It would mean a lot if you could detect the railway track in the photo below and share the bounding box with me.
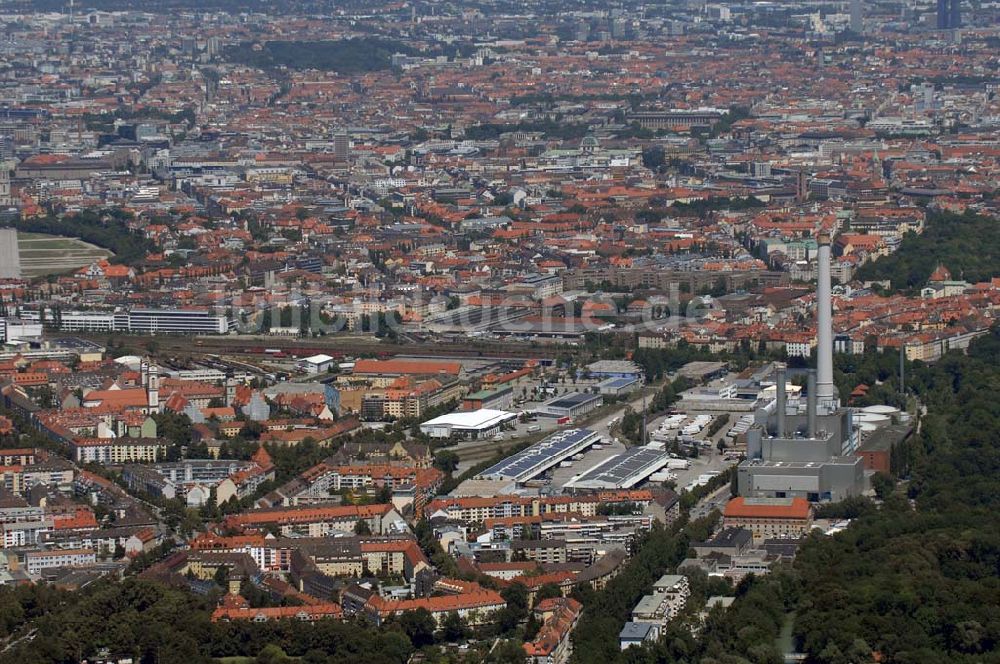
[81,332,561,361]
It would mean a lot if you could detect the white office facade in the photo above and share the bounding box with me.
[26,308,232,334]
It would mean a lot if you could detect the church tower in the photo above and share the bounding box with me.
[146,364,160,414]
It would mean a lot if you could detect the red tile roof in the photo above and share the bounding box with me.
[353,358,462,376]
[724,497,811,520]
[211,602,343,622]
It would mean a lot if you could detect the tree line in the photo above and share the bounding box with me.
[854,210,1000,292]
[572,327,1000,664]
[4,209,154,266]
[225,38,415,74]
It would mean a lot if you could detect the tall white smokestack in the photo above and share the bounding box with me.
[816,233,837,412]
[775,365,787,438]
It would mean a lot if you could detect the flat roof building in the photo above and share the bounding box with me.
[462,385,514,411]
[597,377,642,397]
[565,446,672,491]
[620,621,659,650]
[676,361,729,382]
[586,360,644,380]
[419,408,517,440]
[737,456,864,503]
[536,392,603,420]
[298,354,337,374]
[40,308,232,334]
[477,429,600,483]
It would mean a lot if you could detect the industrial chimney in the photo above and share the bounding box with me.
[775,365,787,438]
[816,233,837,412]
[807,369,818,438]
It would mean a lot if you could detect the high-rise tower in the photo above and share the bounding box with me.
[850,0,863,32]
[937,0,961,29]
[334,130,351,164]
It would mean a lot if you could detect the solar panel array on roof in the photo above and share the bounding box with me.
[567,446,672,490]
[476,428,600,482]
[599,377,640,389]
[545,392,600,409]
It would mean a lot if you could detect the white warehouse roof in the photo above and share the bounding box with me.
[300,354,336,365]
[421,409,515,430]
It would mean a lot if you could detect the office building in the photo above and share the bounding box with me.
[850,0,863,32]
[0,135,13,162]
[937,0,960,29]
[0,318,41,343]
[334,130,351,163]
[35,308,231,334]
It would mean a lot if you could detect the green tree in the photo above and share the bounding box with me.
[870,472,895,500]
[395,608,436,647]
[433,450,460,473]
[256,644,295,664]
[497,583,529,633]
[212,565,230,588]
[533,583,563,606]
[486,639,527,664]
[439,611,468,643]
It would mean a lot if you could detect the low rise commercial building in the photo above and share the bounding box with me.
[419,408,517,440]
[535,392,603,420]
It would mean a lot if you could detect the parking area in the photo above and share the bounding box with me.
[668,450,735,491]
[497,416,562,442]
[647,408,739,452]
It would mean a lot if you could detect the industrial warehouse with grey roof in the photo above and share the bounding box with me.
[476,428,601,483]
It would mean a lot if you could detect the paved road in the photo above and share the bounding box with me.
[690,482,735,520]
[0,628,36,654]
[590,389,658,440]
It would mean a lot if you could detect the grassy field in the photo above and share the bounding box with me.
[17,231,113,278]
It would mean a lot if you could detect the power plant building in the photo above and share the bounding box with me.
[737,234,866,502]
